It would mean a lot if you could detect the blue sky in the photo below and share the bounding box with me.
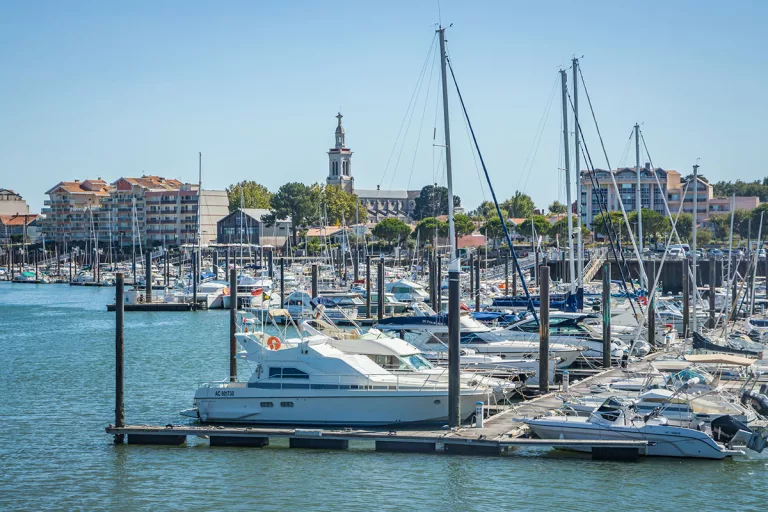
[1,1,765,213]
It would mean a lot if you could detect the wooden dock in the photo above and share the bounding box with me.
[106,361,652,459]
[106,302,195,312]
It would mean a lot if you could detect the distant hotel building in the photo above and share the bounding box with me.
[580,164,760,226]
[42,176,228,248]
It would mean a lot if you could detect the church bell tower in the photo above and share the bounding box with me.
[327,112,354,193]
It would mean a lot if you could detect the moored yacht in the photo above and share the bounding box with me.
[181,312,491,426]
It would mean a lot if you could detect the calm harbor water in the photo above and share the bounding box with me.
[1,283,767,510]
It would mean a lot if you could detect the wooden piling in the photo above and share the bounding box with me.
[268,249,273,279]
[229,268,238,382]
[469,253,475,307]
[504,254,509,295]
[280,257,285,308]
[475,258,481,312]
[512,259,517,296]
[192,256,198,306]
[648,260,656,347]
[114,272,125,444]
[365,255,371,318]
[682,259,690,338]
[538,265,550,393]
[709,260,716,328]
[145,251,152,303]
[311,264,318,299]
[377,258,385,321]
[602,262,611,368]
[436,254,442,313]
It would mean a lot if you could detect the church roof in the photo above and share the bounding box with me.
[356,189,410,200]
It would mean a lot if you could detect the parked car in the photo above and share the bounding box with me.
[708,248,723,258]
[667,247,683,259]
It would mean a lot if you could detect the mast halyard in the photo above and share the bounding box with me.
[635,123,643,283]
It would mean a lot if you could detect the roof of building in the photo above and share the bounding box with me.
[508,218,527,226]
[305,226,347,237]
[115,176,184,190]
[45,180,113,196]
[356,189,411,200]
[0,214,39,226]
[457,233,487,249]
[0,188,20,196]
[219,208,291,224]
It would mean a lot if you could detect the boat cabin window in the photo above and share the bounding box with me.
[460,333,487,344]
[260,402,274,407]
[268,367,309,379]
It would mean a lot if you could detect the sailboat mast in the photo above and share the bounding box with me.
[197,152,202,287]
[438,25,460,429]
[635,124,643,260]
[560,69,575,294]
[573,57,583,307]
[692,163,699,333]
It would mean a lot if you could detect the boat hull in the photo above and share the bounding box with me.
[525,420,735,459]
[189,386,488,426]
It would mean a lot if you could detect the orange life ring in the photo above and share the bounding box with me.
[267,336,281,350]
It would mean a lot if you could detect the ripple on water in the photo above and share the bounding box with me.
[1,283,767,510]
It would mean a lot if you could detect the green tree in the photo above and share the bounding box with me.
[550,215,590,241]
[519,215,550,240]
[226,180,273,212]
[413,185,461,220]
[672,212,693,241]
[697,229,713,246]
[319,184,365,226]
[264,182,319,246]
[468,200,507,221]
[501,191,536,218]
[548,200,567,214]
[372,218,411,245]
[628,209,670,243]
[708,213,731,240]
[411,217,446,245]
[481,217,505,247]
[452,213,476,238]
[591,211,627,239]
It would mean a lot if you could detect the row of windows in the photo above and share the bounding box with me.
[260,401,295,408]
[268,367,309,379]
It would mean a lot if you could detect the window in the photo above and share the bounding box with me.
[269,367,309,379]
[260,402,274,407]
[280,402,294,408]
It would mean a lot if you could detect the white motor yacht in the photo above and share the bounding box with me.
[181,313,491,426]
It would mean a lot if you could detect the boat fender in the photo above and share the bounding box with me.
[267,336,282,350]
[760,384,768,395]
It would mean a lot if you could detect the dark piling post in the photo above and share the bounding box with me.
[436,254,442,313]
[709,260,716,328]
[114,272,125,443]
[602,262,611,368]
[365,255,372,318]
[682,259,690,338]
[311,263,318,299]
[469,253,475,307]
[535,249,540,285]
[512,260,518,296]
[268,249,274,279]
[353,253,359,282]
[225,249,230,278]
[132,251,136,284]
[539,265,550,393]
[648,260,656,347]
[377,258,385,321]
[212,250,218,280]
[192,257,198,307]
[229,268,238,382]
[34,249,38,281]
[280,257,285,308]
[474,257,481,312]
[448,258,461,427]
[69,253,73,282]
[145,250,152,303]
[504,254,509,295]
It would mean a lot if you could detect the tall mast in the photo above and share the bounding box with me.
[725,193,735,336]
[573,57,583,308]
[635,123,643,262]
[438,25,460,429]
[197,152,203,284]
[692,163,699,333]
[560,69,575,294]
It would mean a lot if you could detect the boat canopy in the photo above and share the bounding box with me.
[684,354,757,366]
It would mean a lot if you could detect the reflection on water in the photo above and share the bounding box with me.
[0,283,766,510]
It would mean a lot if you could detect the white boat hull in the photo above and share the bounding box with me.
[189,385,487,426]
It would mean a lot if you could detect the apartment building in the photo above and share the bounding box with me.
[580,165,678,227]
[580,165,760,226]
[42,175,228,248]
